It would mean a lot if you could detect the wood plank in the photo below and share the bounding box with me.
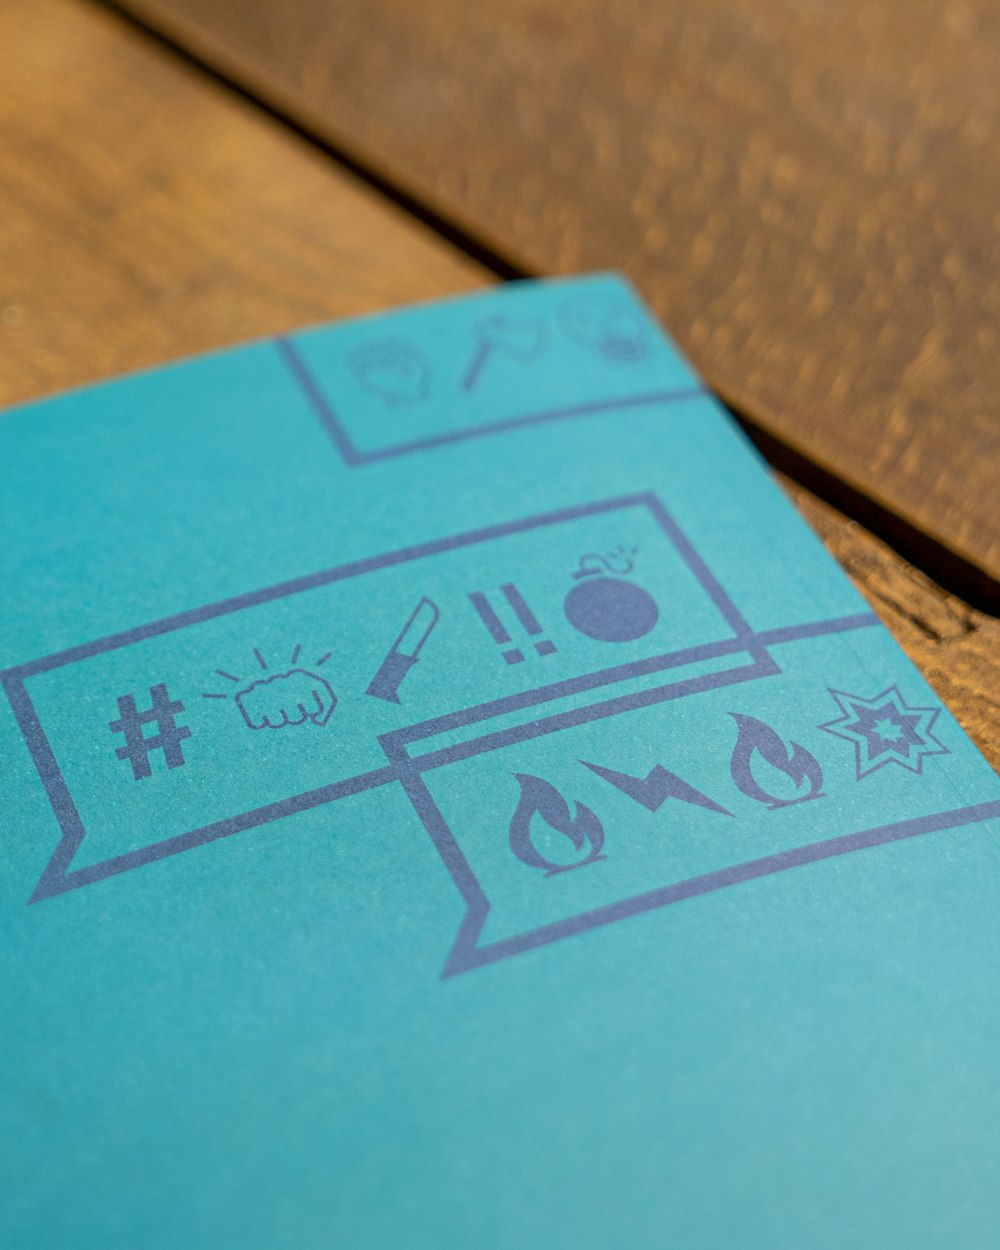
[0,0,484,407]
[3,0,996,771]
[114,0,1000,591]
[786,480,1000,771]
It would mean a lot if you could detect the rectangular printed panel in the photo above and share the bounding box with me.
[282,274,702,462]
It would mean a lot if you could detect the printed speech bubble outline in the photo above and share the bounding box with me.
[6,492,928,982]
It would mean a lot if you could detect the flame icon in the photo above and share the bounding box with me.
[729,713,825,810]
[508,773,606,875]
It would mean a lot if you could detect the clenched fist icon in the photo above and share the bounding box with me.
[235,668,337,730]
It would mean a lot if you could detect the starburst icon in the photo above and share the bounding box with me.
[818,686,949,780]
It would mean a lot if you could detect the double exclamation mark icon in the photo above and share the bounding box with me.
[469,584,556,665]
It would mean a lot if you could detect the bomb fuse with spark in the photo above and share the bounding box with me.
[562,546,658,642]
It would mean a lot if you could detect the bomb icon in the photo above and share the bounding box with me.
[562,546,658,643]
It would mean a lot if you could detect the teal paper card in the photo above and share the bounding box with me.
[2,275,999,1249]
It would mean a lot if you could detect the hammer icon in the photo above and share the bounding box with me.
[461,316,546,391]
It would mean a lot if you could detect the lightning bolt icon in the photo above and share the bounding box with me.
[579,760,733,817]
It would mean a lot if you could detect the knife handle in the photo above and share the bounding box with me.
[365,651,418,703]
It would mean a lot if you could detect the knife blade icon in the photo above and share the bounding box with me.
[365,597,440,704]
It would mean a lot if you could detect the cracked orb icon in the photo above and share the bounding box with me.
[562,547,658,643]
[558,294,648,362]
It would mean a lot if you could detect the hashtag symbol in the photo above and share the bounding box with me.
[109,683,192,781]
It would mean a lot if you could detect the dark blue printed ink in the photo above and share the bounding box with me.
[347,339,431,405]
[365,598,440,704]
[818,686,949,780]
[203,646,336,730]
[508,773,606,875]
[563,547,658,642]
[468,588,523,664]
[110,684,191,781]
[236,670,336,730]
[558,293,649,362]
[461,316,546,391]
[5,480,984,977]
[14,467,972,981]
[276,279,709,467]
[728,713,825,810]
[579,759,733,817]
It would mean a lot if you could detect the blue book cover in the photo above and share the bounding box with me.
[2,275,998,1249]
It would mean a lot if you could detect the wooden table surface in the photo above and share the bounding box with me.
[3,0,998,768]
[111,0,1000,604]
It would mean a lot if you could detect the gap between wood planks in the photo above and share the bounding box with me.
[92,0,1000,623]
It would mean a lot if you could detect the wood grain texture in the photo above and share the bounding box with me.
[0,0,484,407]
[785,480,1000,771]
[3,0,995,769]
[116,0,1000,586]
